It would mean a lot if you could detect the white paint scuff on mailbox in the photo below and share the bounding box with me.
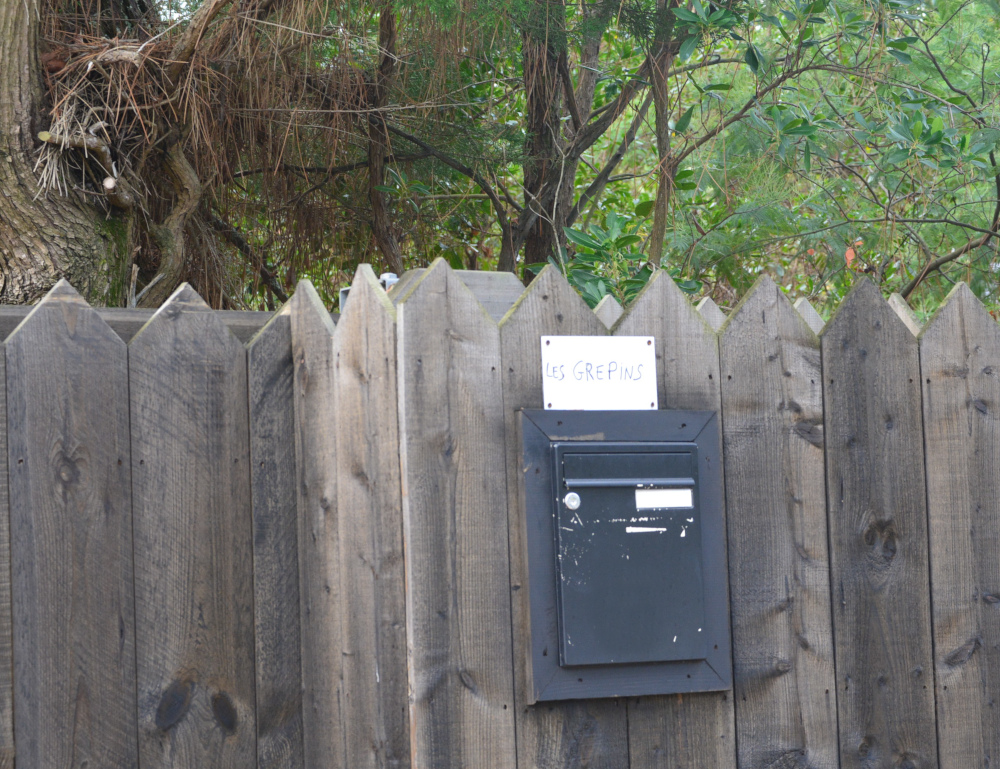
[540,335,658,410]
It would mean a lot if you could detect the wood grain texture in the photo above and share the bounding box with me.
[289,280,344,769]
[334,265,409,769]
[0,330,11,769]
[719,276,838,769]
[822,278,937,769]
[6,281,136,769]
[793,297,826,336]
[499,265,629,769]
[616,270,735,769]
[397,259,517,769]
[696,296,727,332]
[130,284,256,768]
[392,267,526,322]
[594,294,624,328]
[919,283,1000,769]
[889,294,921,337]
[248,303,305,769]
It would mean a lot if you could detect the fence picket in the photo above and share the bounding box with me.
[248,303,304,769]
[617,271,736,769]
[130,284,256,768]
[0,327,10,769]
[696,296,727,332]
[498,265,630,769]
[720,276,838,769]
[822,278,937,769]
[289,280,344,769]
[920,283,1000,769]
[6,280,136,769]
[334,265,409,768]
[398,259,517,768]
[793,297,825,336]
[594,294,625,328]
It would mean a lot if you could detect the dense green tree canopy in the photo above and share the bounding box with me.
[2,0,999,314]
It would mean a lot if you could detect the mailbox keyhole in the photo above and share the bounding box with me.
[563,492,581,510]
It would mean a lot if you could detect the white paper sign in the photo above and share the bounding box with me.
[541,335,658,410]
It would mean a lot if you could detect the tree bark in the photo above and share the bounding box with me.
[648,0,680,265]
[0,0,120,303]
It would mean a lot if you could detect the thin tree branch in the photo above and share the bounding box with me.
[208,212,289,302]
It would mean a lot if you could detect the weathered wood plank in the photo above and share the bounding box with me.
[6,281,136,769]
[822,278,937,769]
[594,294,625,328]
[793,297,825,336]
[392,268,525,322]
[696,296,727,332]
[499,265,629,769]
[398,259,517,768]
[889,293,921,337]
[334,265,409,768]
[0,306,277,343]
[0,334,11,769]
[919,283,1000,769]
[719,276,838,769]
[289,280,344,769]
[130,284,256,768]
[616,270,735,769]
[248,303,304,769]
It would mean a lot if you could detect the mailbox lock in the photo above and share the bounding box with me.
[563,492,581,510]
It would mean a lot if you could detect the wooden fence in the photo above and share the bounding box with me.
[0,258,993,769]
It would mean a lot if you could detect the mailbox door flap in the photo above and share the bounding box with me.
[553,444,707,667]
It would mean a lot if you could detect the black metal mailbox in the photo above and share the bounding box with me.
[520,409,731,702]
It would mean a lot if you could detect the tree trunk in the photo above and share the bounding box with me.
[519,1,566,267]
[0,0,122,303]
[647,0,680,265]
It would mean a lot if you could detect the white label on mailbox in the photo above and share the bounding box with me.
[635,488,693,509]
[541,335,658,410]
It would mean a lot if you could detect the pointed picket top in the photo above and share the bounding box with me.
[396,257,499,326]
[888,292,922,337]
[499,263,603,332]
[129,282,248,353]
[615,268,714,336]
[289,278,336,335]
[594,294,624,329]
[615,268,719,412]
[793,297,826,335]
[696,296,727,332]
[8,278,120,346]
[821,277,912,342]
[247,300,291,349]
[722,274,817,342]
[919,281,996,342]
[337,264,396,329]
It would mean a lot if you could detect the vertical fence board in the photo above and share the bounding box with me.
[289,281,344,769]
[920,283,1000,769]
[334,265,409,768]
[0,322,10,769]
[398,259,516,768]
[499,265,629,769]
[822,279,937,769]
[719,276,838,769]
[594,295,625,328]
[889,294,921,337]
[6,281,136,769]
[614,271,735,769]
[696,296,727,333]
[248,303,304,769]
[130,284,256,769]
[793,298,825,336]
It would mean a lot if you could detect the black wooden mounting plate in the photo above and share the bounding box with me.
[520,409,732,703]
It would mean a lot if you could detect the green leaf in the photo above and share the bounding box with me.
[675,105,695,133]
[887,49,912,64]
[679,35,699,61]
[672,8,702,23]
[564,227,604,250]
[634,200,655,217]
[614,234,643,248]
[704,83,732,91]
[744,45,759,74]
[885,148,911,164]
